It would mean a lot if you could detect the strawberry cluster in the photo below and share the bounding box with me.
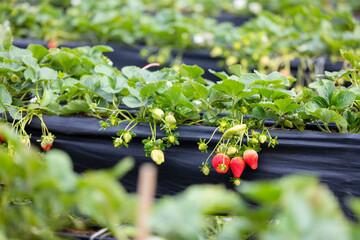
[211,149,258,186]
[199,120,278,186]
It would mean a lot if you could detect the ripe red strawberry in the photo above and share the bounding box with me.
[40,135,54,151]
[243,149,258,170]
[47,40,57,49]
[230,157,246,178]
[212,154,230,173]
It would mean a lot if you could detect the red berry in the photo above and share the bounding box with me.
[212,154,230,173]
[243,149,258,170]
[47,40,57,49]
[0,133,4,143]
[41,141,52,151]
[230,157,246,178]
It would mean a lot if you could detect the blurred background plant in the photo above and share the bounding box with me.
[0,0,359,85]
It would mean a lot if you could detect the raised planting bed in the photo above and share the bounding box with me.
[22,115,360,219]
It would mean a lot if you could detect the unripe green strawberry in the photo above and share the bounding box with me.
[123,132,132,143]
[251,138,259,145]
[240,106,248,114]
[20,136,31,147]
[151,109,164,121]
[114,137,123,147]
[101,121,108,129]
[223,124,247,139]
[233,178,241,186]
[110,116,117,126]
[227,146,237,156]
[284,120,293,128]
[201,165,210,176]
[151,148,165,165]
[198,142,208,152]
[165,113,176,124]
[168,135,176,144]
[222,131,233,139]
[259,134,267,144]
[10,74,19,83]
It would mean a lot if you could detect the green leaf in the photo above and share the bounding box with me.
[122,66,143,80]
[208,69,229,80]
[40,90,57,108]
[39,67,58,81]
[91,45,114,53]
[179,64,204,79]
[317,80,336,103]
[95,64,116,78]
[312,109,348,128]
[252,106,268,120]
[122,96,148,108]
[0,85,12,113]
[340,50,360,68]
[100,75,127,94]
[211,79,245,98]
[9,46,32,61]
[59,100,92,115]
[0,25,13,49]
[47,50,81,73]
[260,102,279,113]
[22,56,39,70]
[27,44,49,61]
[0,62,25,73]
[24,68,37,82]
[182,80,209,101]
[45,150,77,191]
[331,91,355,109]
[229,64,242,77]
[274,99,302,115]
[140,81,167,99]
[309,96,330,110]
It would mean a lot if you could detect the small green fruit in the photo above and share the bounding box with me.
[168,135,176,144]
[152,109,164,121]
[10,74,19,83]
[198,142,208,152]
[240,106,248,114]
[251,138,259,145]
[123,132,132,143]
[227,146,237,156]
[165,113,176,124]
[284,120,293,128]
[201,166,210,176]
[234,179,241,186]
[114,137,123,147]
[151,148,165,165]
[259,134,267,144]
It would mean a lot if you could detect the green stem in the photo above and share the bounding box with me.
[315,121,328,132]
[206,127,219,145]
[268,116,282,130]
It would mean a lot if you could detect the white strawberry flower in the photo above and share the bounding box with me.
[193,34,205,45]
[248,2,262,14]
[166,81,173,88]
[71,0,81,6]
[29,96,37,103]
[233,0,247,10]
